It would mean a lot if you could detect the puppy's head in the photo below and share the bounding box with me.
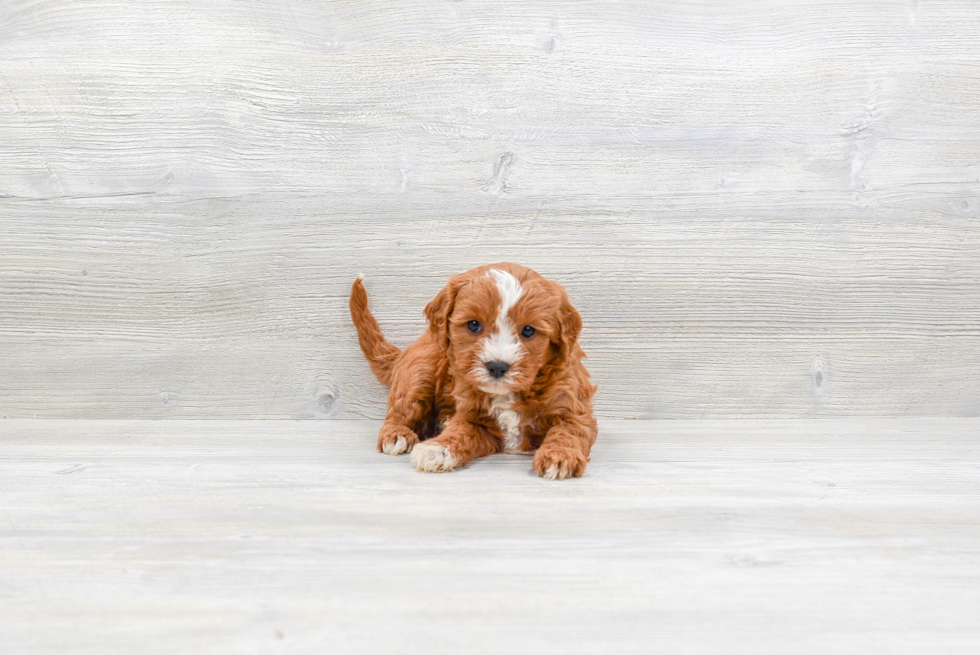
[425,263,581,395]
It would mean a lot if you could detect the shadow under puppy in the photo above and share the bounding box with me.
[349,263,597,480]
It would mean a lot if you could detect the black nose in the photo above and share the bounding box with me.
[486,361,510,379]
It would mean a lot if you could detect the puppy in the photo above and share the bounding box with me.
[349,263,597,480]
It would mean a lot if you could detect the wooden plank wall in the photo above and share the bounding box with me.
[2,0,978,419]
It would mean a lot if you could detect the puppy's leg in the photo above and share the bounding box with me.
[378,390,433,456]
[377,415,423,456]
[410,417,499,473]
[533,416,597,480]
[377,347,438,456]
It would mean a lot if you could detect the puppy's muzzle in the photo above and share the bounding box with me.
[485,361,510,379]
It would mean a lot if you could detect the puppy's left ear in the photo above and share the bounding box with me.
[424,274,467,351]
[551,281,582,362]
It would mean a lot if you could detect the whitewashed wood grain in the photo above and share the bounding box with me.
[1,418,978,654]
[1,1,979,418]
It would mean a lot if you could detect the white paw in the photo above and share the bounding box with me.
[381,436,409,455]
[410,443,458,473]
[542,465,571,481]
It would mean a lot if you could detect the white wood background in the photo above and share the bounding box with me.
[2,418,978,654]
[2,0,979,419]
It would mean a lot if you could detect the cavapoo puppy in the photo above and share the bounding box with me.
[349,263,597,480]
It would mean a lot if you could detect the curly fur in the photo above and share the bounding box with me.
[350,263,598,480]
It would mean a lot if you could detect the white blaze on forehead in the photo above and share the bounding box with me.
[487,268,524,316]
[481,269,525,366]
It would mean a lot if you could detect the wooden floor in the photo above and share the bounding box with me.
[1,419,978,654]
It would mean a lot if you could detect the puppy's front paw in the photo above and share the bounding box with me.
[410,442,459,473]
[377,424,419,456]
[533,446,587,480]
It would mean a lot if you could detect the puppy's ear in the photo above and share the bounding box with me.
[551,281,582,363]
[424,274,466,350]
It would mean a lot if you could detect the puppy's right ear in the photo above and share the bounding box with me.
[424,274,466,350]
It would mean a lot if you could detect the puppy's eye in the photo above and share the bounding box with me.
[467,320,482,333]
[520,325,535,338]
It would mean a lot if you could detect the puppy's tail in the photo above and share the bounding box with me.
[349,276,400,386]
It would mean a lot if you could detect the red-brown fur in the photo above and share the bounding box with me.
[349,263,598,480]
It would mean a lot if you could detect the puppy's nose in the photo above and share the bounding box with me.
[486,361,510,379]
